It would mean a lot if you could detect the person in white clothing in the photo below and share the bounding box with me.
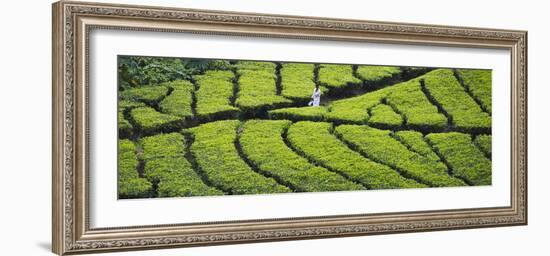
[310,84,322,107]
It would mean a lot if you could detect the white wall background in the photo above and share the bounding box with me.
[0,0,547,255]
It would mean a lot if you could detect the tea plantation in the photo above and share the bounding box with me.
[117,57,492,199]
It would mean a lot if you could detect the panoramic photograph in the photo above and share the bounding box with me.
[117,56,492,199]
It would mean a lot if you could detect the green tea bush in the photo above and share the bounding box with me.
[120,85,169,105]
[287,121,425,189]
[474,134,492,158]
[131,107,182,134]
[280,63,316,101]
[118,100,145,109]
[368,104,403,128]
[190,120,291,194]
[325,89,389,124]
[139,132,223,197]
[426,132,491,185]
[456,69,492,113]
[235,61,291,112]
[159,80,194,118]
[240,120,363,192]
[268,107,328,122]
[385,80,447,131]
[356,65,401,88]
[335,125,466,187]
[139,132,185,160]
[393,131,441,162]
[318,64,362,91]
[118,110,133,138]
[194,70,240,121]
[423,69,491,132]
[118,139,153,198]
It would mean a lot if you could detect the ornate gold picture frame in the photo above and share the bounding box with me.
[52,1,527,255]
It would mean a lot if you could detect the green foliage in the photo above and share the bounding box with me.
[456,69,492,113]
[118,100,145,109]
[474,134,492,158]
[393,131,441,162]
[118,56,208,89]
[140,132,185,160]
[287,121,425,189]
[426,132,491,185]
[206,60,233,70]
[159,80,194,118]
[280,63,316,101]
[423,69,491,132]
[120,85,169,105]
[139,132,222,197]
[118,140,153,198]
[118,110,133,138]
[190,120,291,194]
[335,125,466,187]
[131,107,182,134]
[194,70,239,120]
[240,120,363,192]
[356,65,401,85]
[385,79,447,131]
[325,89,388,123]
[268,107,328,122]
[368,104,403,127]
[235,61,291,111]
[318,64,362,89]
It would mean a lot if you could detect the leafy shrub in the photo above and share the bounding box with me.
[423,69,491,132]
[240,120,363,192]
[140,132,185,160]
[268,107,328,122]
[287,121,425,189]
[144,156,224,197]
[335,125,466,187]
[190,120,291,194]
[118,100,145,109]
[159,80,194,118]
[393,131,441,162]
[474,134,492,158]
[118,56,208,89]
[280,63,316,101]
[194,70,240,121]
[426,132,491,185]
[318,64,362,90]
[118,110,133,138]
[325,88,389,124]
[456,69,492,113]
[120,85,169,105]
[385,79,447,131]
[131,107,182,134]
[368,104,403,128]
[235,61,291,112]
[356,65,401,88]
[140,133,223,197]
[118,139,153,198]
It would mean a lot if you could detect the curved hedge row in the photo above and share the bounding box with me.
[356,65,401,88]
[159,80,194,118]
[280,63,317,101]
[385,79,447,131]
[195,70,239,121]
[456,69,492,113]
[368,104,403,128]
[318,64,362,91]
[120,85,168,105]
[335,125,466,187]
[139,133,223,197]
[268,106,328,122]
[393,131,441,162]
[426,132,491,185]
[190,120,291,194]
[240,120,363,192]
[423,69,491,132]
[118,139,153,198]
[130,106,182,134]
[287,121,425,189]
[474,134,492,158]
[235,61,291,112]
